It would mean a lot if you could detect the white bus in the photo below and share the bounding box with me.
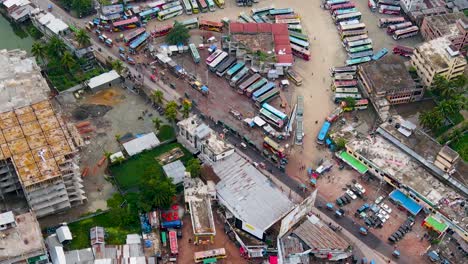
[393,26,419,40]
[182,0,192,14]
[208,51,228,71]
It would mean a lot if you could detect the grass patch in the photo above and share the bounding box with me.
[110,143,192,190]
[450,133,468,162]
[67,211,140,250]
[47,64,106,91]
[158,125,175,141]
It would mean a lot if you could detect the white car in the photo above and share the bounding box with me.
[377,214,387,223]
[379,209,390,220]
[375,196,384,204]
[346,189,357,200]
[354,183,366,194]
[381,203,392,214]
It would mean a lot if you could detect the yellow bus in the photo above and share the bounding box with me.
[194,248,226,263]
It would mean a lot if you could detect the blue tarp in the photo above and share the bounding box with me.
[201,86,209,92]
[389,189,423,215]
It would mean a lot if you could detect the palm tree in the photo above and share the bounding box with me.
[419,110,438,130]
[75,29,91,48]
[61,51,76,71]
[31,42,47,65]
[111,60,124,75]
[449,129,463,144]
[436,100,456,118]
[48,36,67,56]
[165,101,178,123]
[115,134,121,142]
[151,90,164,105]
[152,117,162,131]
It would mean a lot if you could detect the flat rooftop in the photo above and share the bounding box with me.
[425,12,465,37]
[416,36,467,70]
[189,196,216,235]
[0,49,50,113]
[205,133,233,155]
[347,135,468,229]
[0,212,45,262]
[0,100,76,187]
[359,55,416,94]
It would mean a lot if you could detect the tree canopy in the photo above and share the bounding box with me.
[165,21,190,45]
[165,101,178,123]
[186,158,201,178]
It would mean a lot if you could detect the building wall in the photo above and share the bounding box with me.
[0,159,22,199]
[452,20,468,51]
[421,17,468,51]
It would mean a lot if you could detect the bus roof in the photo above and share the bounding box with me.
[262,103,287,120]
[140,7,160,17]
[129,32,149,49]
[113,16,139,27]
[318,121,331,141]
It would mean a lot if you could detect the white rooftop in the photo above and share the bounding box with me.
[56,225,72,243]
[162,160,186,185]
[3,0,30,8]
[123,132,160,156]
[37,12,69,35]
[212,152,294,234]
[88,70,120,90]
[126,234,141,245]
[0,211,15,226]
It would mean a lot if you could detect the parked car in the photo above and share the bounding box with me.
[375,196,384,204]
[379,209,390,219]
[394,231,403,239]
[351,186,363,197]
[341,195,351,204]
[365,218,374,226]
[388,235,397,243]
[354,183,366,194]
[381,203,392,214]
[377,213,387,223]
[344,193,354,201]
[357,203,370,213]
[336,197,344,206]
[335,209,345,217]
[346,189,357,200]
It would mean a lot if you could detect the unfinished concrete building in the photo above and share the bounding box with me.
[0,49,86,217]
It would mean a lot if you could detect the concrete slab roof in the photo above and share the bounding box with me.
[424,12,465,37]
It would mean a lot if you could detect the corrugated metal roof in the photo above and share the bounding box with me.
[292,215,349,250]
[123,132,160,156]
[229,23,244,33]
[87,70,120,89]
[212,152,294,232]
[162,160,186,185]
[56,225,72,243]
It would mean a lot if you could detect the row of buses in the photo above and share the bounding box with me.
[377,17,419,40]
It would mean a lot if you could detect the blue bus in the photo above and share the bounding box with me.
[252,82,275,101]
[225,61,245,79]
[269,8,294,16]
[262,103,287,120]
[289,36,309,49]
[317,121,331,144]
[139,8,160,22]
[129,32,150,52]
[372,48,388,60]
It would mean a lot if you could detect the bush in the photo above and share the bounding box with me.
[158,125,175,141]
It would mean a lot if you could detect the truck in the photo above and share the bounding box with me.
[161,219,182,229]
[316,160,334,174]
[190,80,209,95]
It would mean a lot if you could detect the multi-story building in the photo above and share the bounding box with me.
[421,13,468,52]
[0,49,86,217]
[411,36,467,86]
[400,0,447,24]
[177,115,235,163]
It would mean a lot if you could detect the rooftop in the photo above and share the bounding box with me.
[0,100,77,188]
[416,36,467,71]
[0,49,50,113]
[0,212,46,262]
[359,55,416,94]
[212,152,294,233]
[188,195,216,235]
[424,12,465,37]
[162,160,186,185]
[37,12,69,35]
[204,132,233,155]
[87,70,120,90]
[122,132,160,156]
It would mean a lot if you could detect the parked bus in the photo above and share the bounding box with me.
[333,7,359,17]
[181,17,199,29]
[378,0,400,6]
[378,17,405,28]
[214,0,224,8]
[199,20,224,32]
[288,30,308,41]
[148,0,166,8]
[124,28,146,45]
[229,67,249,87]
[348,44,373,53]
[334,92,362,102]
[252,14,264,23]
[157,5,183,20]
[238,73,261,94]
[334,80,357,87]
[354,99,369,110]
[346,38,372,48]
[335,87,359,93]
[169,231,178,256]
[260,108,284,128]
[289,36,309,50]
[393,26,419,40]
[205,49,223,64]
[190,0,199,13]
[197,0,208,12]
[348,50,374,59]
[208,51,228,71]
[189,43,200,63]
[341,29,368,39]
[194,248,226,263]
[263,103,287,121]
[129,32,150,52]
[239,12,255,23]
[255,88,280,107]
[334,73,355,80]
[226,61,245,79]
[392,45,414,57]
[372,48,388,60]
[317,121,331,144]
[263,136,286,158]
[276,18,301,24]
[215,57,236,77]
[340,23,366,32]
[162,1,181,9]
[368,0,376,11]
[207,0,215,11]
[334,12,362,23]
[291,44,311,61]
[181,0,192,14]
[387,22,412,34]
[379,5,400,15]
[269,8,294,16]
[346,56,371,66]
[330,3,356,13]
[275,13,300,20]
[113,17,140,32]
[330,65,357,76]
[325,0,350,9]
[286,70,303,86]
[246,78,267,97]
[252,82,275,101]
[151,24,173,37]
[343,34,368,44]
[139,7,160,23]
[288,24,303,32]
[339,19,360,27]
[251,5,274,15]
[260,14,272,23]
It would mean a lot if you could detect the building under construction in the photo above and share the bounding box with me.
[0,49,86,217]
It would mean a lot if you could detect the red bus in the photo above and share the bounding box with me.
[169,230,178,255]
[263,136,286,158]
[197,0,208,12]
[330,3,356,13]
[151,24,173,37]
[112,17,140,32]
[291,43,311,61]
[124,28,146,45]
[199,20,223,32]
[392,45,414,57]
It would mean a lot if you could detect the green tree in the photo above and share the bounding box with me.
[115,134,121,142]
[335,138,347,151]
[48,36,67,56]
[31,42,47,65]
[71,0,93,16]
[437,100,457,118]
[61,51,76,71]
[139,173,176,210]
[432,74,449,96]
[75,28,91,48]
[186,158,202,178]
[449,129,463,144]
[419,110,443,131]
[165,101,178,123]
[107,193,124,209]
[181,100,192,118]
[343,97,356,108]
[152,117,162,131]
[151,90,164,105]
[165,21,190,45]
[111,59,124,75]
